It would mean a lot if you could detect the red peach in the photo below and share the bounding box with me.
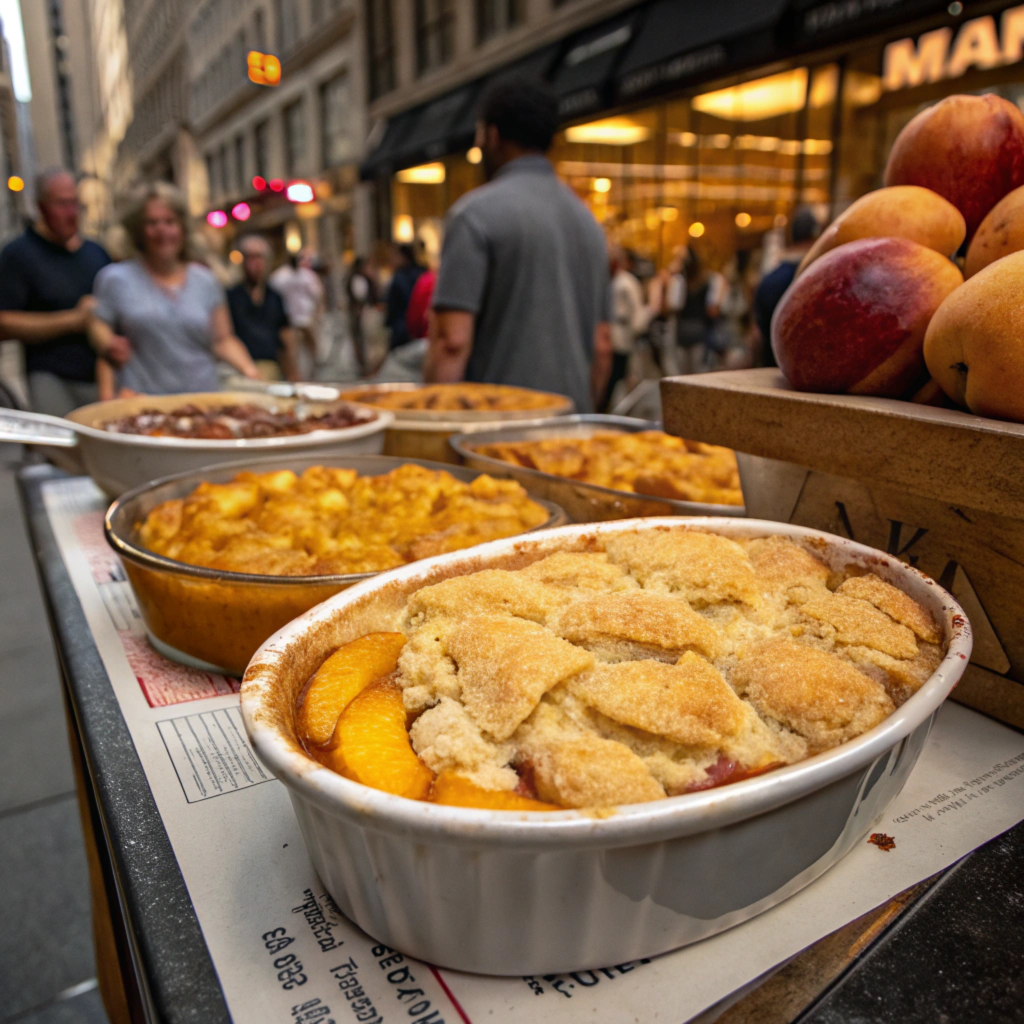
[772,237,963,397]
[884,94,1024,239]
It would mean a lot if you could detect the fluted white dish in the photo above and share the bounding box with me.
[240,518,972,975]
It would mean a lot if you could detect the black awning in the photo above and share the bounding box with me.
[615,0,789,104]
[390,82,481,165]
[360,109,421,178]
[550,11,646,120]
[446,43,561,144]
[363,43,561,179]
[784,0,951,50]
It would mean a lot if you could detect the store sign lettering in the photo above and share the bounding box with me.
[883,6,1024,89]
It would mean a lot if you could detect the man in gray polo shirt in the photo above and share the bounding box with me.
[426,76,611,413]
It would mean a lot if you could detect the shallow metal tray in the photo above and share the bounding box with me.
[451,414,746,522]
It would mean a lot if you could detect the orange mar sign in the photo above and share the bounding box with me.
[248,50,281,87]
[883,5,1024,90]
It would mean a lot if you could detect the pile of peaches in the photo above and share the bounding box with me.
[773,93,1024,424]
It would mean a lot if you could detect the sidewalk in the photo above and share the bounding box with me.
[0,450,107,1023]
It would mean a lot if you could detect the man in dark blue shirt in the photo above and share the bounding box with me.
[385,243,424,350]
[0,168,128,414]
[754,207,820,368]
[226,234,296,380]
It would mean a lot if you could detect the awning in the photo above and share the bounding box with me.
[446,43,561,144]
[550,11,646,119]
[615,0,789,104]
[784,0,951,50]
[361,44,560,179]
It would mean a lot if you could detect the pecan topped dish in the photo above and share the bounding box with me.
[103,402,375,440]
[295,529,944,810]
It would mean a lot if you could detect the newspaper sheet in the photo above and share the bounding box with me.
[43,475,1024,1024]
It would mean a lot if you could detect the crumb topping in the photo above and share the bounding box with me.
[391,530,943,808]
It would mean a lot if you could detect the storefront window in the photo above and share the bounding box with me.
[549,63,839,274]
[390,153,483,261]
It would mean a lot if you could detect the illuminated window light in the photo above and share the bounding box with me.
[672,131,698,147]
[7,175,23,192]
[688,221,705,238]
[735,211,752,228]
[710,134,732,149]
[206,210,228,228]
[247,50,281,86]
[693,68,809,122]
[231,202,251,221]
[393,214,415,242]
[565,117,651,145]
[659,207,679,222]
[252,175,267,190]
[802,139,833,155]
[229,249,243,264]
[285,181,315,203]
[466,146,482,164]
[396,163,446,184]
[285,223,302,252]
[269,178,285,192]
[593,177,612,193]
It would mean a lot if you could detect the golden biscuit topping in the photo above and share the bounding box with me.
[297,529,946,812]
[138,464,549,576]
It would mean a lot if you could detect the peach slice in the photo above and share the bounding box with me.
[298,632,407,749]
[429,771,559,811]
[325,679,433,799]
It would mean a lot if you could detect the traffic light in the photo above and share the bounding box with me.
[248,51,281,86]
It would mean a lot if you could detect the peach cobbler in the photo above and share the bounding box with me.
[296,529,944,810]
[471,431,743,506]
[338,383,568,413]
[138,464,550,576]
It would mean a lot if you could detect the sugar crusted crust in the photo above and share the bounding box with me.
[392,531,944,808]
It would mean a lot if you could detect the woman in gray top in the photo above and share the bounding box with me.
[90,182,260,396]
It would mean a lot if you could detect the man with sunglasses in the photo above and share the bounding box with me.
[0,168,129,415]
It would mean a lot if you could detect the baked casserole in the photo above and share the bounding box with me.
[338,382,569,413]
[112,460,557,676]
[294,529,944,810]
[470,430,743,507]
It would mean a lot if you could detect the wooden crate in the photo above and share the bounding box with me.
[662,368,1024,729]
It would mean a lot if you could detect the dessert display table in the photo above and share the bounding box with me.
[17,461,1024,1023]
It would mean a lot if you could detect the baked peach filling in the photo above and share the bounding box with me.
[295,533,945,812]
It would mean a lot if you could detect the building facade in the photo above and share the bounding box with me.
[189,0,368,270]
[362,0,1024,275]
[21,0,133,237]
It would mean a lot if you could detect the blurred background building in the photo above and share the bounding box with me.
[3,0,1024,276]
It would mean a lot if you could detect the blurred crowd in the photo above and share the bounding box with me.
[0,76,819,421]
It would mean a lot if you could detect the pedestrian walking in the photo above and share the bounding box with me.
[676,250,725,375]
[89,182,260,396]
[385,243,424,351]
[270,251,324,378]
[345,257,376,375]
[427,75,610,412]
[754,207,820,366]
[603,244,649,411]
[405,265,436,343]
[0,168,129,415]
[226,234,298,381]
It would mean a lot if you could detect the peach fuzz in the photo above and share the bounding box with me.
[924,250,1024,422]
[884,93,1024,239]
[796,186,965,278]
[772,237,963,397]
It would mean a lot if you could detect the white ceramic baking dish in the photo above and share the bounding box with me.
[240,518,972,976]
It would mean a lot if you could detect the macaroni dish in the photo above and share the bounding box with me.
[339,383,569,413]
[139,464,550,577]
